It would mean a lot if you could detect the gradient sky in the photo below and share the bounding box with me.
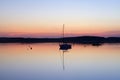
[0,0,120,37]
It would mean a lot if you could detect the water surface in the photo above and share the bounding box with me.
[0,43,120,80]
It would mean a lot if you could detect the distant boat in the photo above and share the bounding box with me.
[92,43,102,46]
[60,43,71,50]
[59,24,72,50]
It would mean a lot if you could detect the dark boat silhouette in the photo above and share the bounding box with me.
[60,43,71,50]
[59,24,72,50]
[92,43,102,46]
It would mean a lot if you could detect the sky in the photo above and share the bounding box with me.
[0,0,120,38]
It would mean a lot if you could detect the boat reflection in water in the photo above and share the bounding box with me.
[59,43,72,70]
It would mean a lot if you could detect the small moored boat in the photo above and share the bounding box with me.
[59,24,72,50]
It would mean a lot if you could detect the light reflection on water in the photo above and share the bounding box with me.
[0,43,120,80]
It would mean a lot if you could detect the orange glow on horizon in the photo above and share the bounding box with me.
[0,19,120,37]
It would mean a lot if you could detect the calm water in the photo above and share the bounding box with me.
[0,43,120,80]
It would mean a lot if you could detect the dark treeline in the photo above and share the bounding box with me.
[0,36,120,43]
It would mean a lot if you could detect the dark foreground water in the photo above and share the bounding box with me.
[0,43,120,80]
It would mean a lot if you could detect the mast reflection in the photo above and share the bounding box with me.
[59,45,72,70]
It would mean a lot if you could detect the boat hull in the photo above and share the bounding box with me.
[59,44,72,50]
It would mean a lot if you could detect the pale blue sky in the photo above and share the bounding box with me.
[1,0,120,18]
[0,0,120,37]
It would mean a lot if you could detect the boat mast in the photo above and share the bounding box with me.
[63,24,65,43]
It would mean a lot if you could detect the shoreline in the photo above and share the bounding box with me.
[0,36,120,43]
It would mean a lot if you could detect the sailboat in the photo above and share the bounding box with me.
[59,24,72,50]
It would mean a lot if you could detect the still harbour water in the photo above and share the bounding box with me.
[0,43,120,80]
